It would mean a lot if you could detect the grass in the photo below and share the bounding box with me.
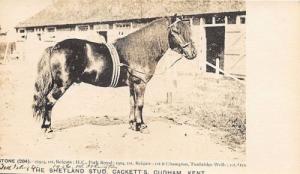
[148,72,246,149]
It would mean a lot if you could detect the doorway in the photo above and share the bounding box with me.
[205,26,225,73]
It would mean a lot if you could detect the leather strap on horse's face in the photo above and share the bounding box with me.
[168,18,191,53]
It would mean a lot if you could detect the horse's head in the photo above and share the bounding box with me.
[168,15,197,60]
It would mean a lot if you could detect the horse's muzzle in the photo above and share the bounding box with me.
[184,48,197,60]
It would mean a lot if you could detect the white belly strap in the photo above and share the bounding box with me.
[105,43,121,87]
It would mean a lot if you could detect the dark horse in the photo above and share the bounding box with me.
[32,16,197,133]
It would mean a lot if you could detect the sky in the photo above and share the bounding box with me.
[0,0,52,32]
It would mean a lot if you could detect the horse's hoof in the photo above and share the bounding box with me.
[140,123,147,129]
[139,124,149,134]
[45,132,54,139]
[128,122,140,131]
[42,128,54,139]
[128,121,136,130]
[133,122,140,131]
[129,122,148,132]
[135,122,148,132]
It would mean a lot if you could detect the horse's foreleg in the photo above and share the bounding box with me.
[133,82,147,131]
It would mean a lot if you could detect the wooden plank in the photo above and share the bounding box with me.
[206,61,245,85]
[4,42,9,63]
[224,25,246,76]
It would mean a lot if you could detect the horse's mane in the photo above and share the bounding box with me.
[177,20,192,42]
[115,17,169,43]
[115,17,192,45]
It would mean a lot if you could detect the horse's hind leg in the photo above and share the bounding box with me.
[42,81,73,132]
[128,82,136,129]
[133,81,148,132]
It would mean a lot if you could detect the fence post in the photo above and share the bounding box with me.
[3,42,10,63]
[166,78,177,104]
[166,92,172,104]
[216,58,220,75]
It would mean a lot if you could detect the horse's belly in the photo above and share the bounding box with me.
[80,68,129,87]
[80,66,111,87]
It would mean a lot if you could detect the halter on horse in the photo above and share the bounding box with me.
[168,18,193,58]
[32,15,197,133]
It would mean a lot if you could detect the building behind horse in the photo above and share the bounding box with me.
[14,0,246,79]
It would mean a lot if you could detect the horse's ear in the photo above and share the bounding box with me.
[179,15,184,20]
[171,13,178,23]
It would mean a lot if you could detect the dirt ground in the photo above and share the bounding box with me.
[0,51,246,161]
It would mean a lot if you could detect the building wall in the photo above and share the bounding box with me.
[15,12,246,77]
[189,14,246,77]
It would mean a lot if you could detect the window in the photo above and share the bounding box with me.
[204,16,212,24]
[77,25,89,31]
[56,26,75,31]
[240,16,246,24]
[36,28,43,32]
[227,15,236,24]
[47,27,55,32]
[192,17,200,25]
[27,28,34,32]
[132,22,144,28]
[215,16,225,24]
[18,28,26,39]
[115,23,131,29]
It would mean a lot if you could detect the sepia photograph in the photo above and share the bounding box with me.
[0,0,275,173]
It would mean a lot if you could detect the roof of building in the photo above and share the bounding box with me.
[16,0,246,28]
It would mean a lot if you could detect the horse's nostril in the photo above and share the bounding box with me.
[191,52,195,57]
[193,50,197,57]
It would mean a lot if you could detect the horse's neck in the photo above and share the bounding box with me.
[155,28,170,62]
[115,19,170,64]
[148,20,170,62]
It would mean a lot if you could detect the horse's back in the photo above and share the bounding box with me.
[48,39,87,82]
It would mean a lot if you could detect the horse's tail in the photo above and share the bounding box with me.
[32,46,53,119]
